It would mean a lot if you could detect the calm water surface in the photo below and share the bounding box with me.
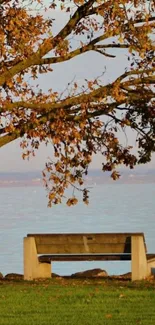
[0,183,155,276]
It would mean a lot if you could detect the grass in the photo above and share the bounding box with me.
[0,278,155,325]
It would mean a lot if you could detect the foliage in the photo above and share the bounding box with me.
[1,279,155,324]
[0,0,154,205]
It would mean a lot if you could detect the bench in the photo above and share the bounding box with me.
[23,232,155,281]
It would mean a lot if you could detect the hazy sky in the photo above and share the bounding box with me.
[0,4,154,172]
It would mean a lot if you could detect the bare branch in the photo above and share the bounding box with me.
[0,133,19,147]
[117,67,155,83]
[38,42,128,65]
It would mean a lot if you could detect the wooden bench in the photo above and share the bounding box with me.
[23,232,155,281]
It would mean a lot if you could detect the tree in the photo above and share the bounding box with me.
[0,0,154,206]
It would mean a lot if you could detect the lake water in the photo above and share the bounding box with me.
[0,183,155,277]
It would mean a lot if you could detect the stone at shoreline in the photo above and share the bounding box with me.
[5,273,23,280]
[52,273,61,278]
[111,272,131,280]
[120,272,131,279]
[4,273,60,280]
[71,268,108,278]
[2,271,131,281]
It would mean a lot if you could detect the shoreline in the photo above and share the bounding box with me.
[0,178,155,188]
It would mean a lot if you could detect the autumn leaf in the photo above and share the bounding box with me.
[66,198,78,206]
[119,293,125,299]
[111,171,120,181]
[105,314,112,319]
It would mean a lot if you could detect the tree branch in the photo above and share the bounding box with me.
[1,66,154,116]
[0,0,96,87]
[122,75,155,88]
[87,1,113,16]
[0,83,113,114]
[0,133,19,147]
[117,67,155,82]
[38,42,129,65]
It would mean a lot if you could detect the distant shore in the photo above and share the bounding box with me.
[0,169,155,187]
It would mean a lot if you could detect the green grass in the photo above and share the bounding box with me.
[0,278,155,325]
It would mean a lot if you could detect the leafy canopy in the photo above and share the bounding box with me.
[0,0,155,206]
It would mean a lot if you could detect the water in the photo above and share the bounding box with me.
[0,183,155,276]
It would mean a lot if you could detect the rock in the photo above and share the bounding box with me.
[71,268,108,278]
[51,273,61,278]
[0,272,3,279]
[5,273,23,280]
[119,272,131,279]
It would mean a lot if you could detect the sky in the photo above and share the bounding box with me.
[0,2,154,172]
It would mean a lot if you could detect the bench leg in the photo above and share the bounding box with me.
[147,258,155,276]
[131,235,148,281]
[24,237,51,280]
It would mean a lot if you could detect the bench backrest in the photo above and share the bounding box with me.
[27,233,146,254]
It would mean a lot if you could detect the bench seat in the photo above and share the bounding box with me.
[38,253,155,263]
[39,253,132,262]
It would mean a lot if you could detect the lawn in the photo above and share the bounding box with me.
[0,278,155,325]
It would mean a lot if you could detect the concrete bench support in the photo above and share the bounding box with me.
[24,237,51,280]
[131,235,148,281]
[147,258,155,276]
